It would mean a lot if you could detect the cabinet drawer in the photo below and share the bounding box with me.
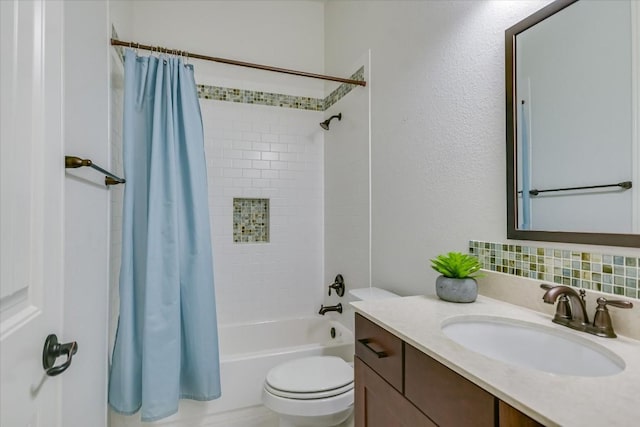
[355,314,403,392]
[405,344,496,427]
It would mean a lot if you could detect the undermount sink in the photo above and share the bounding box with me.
[441,315,625,377]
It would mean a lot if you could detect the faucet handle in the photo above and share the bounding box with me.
[592,297,633,338]
[598,297,633,310]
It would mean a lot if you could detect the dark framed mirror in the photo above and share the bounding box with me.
[506,0,640,247]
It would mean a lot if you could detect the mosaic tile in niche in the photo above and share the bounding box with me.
[233,198,269,243]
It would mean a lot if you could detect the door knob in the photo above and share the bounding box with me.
[42,334,78,376]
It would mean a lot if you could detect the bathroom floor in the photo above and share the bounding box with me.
[206,405,354,427]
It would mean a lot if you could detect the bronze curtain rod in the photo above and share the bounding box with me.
[110,38,367,87]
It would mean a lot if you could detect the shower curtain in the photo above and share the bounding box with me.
[109,49,221,422]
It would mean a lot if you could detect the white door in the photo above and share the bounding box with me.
[0,1,67,425]
[632,0,640,232]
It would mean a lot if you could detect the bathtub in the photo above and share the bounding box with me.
[110,317,354,427]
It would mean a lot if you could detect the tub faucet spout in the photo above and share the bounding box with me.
[319,303,343,315]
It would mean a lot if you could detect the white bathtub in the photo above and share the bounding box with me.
[110,317,354,427]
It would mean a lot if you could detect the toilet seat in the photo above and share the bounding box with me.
[265,356,353,397]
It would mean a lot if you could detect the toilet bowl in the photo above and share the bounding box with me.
[262,356,354,427]
[263,287,399,427]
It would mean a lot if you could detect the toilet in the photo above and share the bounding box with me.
[262,287,399,427]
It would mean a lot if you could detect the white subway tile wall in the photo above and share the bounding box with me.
[202,100,324,325]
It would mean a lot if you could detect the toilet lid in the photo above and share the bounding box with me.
[266,356,353,394]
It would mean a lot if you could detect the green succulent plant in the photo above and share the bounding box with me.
[430,252,483,279]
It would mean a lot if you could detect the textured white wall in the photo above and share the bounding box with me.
[325,1,563,297]
[130,0,325,97]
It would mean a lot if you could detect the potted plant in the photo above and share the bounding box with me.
[430,252,483,303]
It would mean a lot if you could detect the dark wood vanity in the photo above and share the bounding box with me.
[354,314,543,427]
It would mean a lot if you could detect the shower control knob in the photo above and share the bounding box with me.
[328,274,345,297]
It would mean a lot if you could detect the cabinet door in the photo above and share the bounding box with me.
[404,344,496,427]
[355,357,436,427]
[499,401,545,427]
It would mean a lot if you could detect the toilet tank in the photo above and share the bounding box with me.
[348,287,399,302]
[345,287,399,332]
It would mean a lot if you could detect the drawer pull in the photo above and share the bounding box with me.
[358,338,388,358]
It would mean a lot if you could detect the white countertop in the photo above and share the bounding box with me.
[351,294,640,427]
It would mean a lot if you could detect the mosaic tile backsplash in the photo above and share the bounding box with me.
[469,240,640,300]
[233,198,269,243]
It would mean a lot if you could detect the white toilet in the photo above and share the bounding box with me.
[262,287,399,427]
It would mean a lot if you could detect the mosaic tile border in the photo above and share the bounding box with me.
[323,66,365,110]
[197,66,365,111]
[469,240,640,300]
[233,198,270,243]
[198,86,324,111]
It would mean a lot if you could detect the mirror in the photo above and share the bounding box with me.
[506,0,640,247]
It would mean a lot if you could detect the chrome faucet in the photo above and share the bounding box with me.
[319,303,342,315]
[540,284,633,338]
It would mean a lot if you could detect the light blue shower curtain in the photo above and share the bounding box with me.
[109,49,221,422]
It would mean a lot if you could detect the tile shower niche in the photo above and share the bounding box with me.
[233,198,270,243]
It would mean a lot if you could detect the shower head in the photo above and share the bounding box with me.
[320,113,342,130]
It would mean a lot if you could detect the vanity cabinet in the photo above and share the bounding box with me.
[355,314,544,427]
